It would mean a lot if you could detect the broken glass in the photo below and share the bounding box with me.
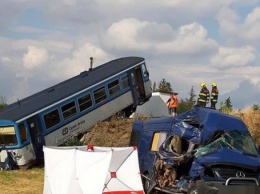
[195,130,258,156]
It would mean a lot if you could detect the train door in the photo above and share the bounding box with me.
[128,66,147,106]
[27,115,45,161]
[129,70,139,106]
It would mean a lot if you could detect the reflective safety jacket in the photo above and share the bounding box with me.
[169,96,178,108]
[198,87,210,103]
[210,87,219,103]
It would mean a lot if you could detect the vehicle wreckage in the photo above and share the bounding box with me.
[130,107,260,194]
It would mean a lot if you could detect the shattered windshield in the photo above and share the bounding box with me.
[195,131,258,156]
[0,126,17,145]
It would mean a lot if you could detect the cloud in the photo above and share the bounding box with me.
[217,6,260,46]
[0,1,260,109]
[243,7,260,40]
[1,56,11,63]
[11,26,47,34]
[217,7,240,36]
[52,43,109,78]
[23,46,49,69]
[163,23,218,55]
[102,19,217,56]
[210,46,256,68]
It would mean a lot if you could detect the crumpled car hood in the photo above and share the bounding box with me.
[189,148,260,178]
[197,148,260,168]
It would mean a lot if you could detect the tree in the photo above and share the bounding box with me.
[0,96,7,109]
[177,86,197,114]
[157,78,172,93]
[186,86,196,102]
[251,103,260,111]
[219,97,233,113]
[177,99,191,114]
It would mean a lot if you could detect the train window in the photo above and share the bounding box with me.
[78,93,92,112]
[19,123,27,142]
[108,80,120,96]
[141,63,148,77]
[62,101,77,120]
[44,109,61,129]
[94,86,107,104]
[121,75,130,89]
[0,126,17,145]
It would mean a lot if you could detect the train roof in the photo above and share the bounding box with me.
[0,56,145,121]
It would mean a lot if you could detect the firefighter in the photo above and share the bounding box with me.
[197,82,210,107]
[210,82,219,109]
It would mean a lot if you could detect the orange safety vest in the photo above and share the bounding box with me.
[169,96,178,108]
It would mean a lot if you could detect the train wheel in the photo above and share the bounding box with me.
[114,111,125,120]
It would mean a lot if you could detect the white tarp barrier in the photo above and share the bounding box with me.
[94,147,144,194]
[43,146,144,194]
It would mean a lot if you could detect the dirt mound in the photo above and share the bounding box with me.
[81,118,135,147]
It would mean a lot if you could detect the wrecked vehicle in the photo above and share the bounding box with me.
[129,107,260,194]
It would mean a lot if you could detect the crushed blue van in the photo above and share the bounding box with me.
[129,107,260,194]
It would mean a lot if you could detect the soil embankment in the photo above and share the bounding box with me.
[81,118,135,147]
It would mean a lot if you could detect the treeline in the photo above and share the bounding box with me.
[0,96,7,108]
[153,78,260,114]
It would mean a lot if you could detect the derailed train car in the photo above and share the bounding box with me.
[0,56,152,169]
[130,107,260,194]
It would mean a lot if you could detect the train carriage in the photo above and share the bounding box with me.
[0,56,152,168]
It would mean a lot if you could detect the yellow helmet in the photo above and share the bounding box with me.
[200,82,206,87]
[212,82,217,87]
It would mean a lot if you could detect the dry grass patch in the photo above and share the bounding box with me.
[0,167,44,194]
[231,108,260,146]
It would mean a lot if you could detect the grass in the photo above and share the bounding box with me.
[0,167,44,194]
[0,109,259,194]
[230,108,260,145]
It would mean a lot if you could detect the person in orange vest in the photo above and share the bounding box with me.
[197,82,210,107]
[166,93,173,115]
[167,92,178,116]
[210,82,219,109]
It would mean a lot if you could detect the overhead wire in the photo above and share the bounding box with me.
[148,65,260,76]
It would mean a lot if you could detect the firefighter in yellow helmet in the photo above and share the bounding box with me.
[197,82,210,107]
[210,82,219,109]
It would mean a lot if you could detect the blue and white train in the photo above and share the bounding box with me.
[0,56,152,168]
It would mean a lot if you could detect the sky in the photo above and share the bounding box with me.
[0,0,260,110]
